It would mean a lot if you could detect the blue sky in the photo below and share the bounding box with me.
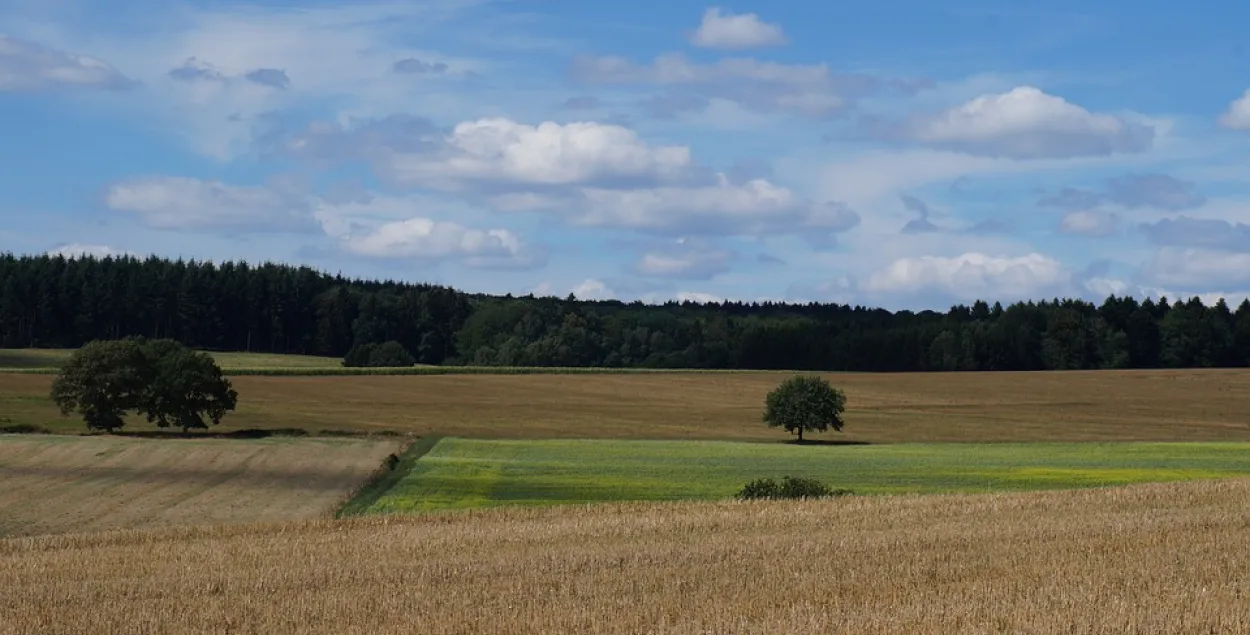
[4,0,1250,310]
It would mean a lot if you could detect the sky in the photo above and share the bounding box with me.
[3,0,1250,311]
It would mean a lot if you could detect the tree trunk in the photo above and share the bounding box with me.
[797,427,803,442]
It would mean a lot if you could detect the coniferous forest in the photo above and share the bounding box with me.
[2,252,1249,372]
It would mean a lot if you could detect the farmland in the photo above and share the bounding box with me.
[3,478,1247,634]
[0,348,345,371]
[0,435,405,538]
[6,367,1250,441]
[356,438,1250,514]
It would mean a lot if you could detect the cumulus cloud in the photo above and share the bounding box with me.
[874,86,1154,159]
[381,118,694,188]
[1059,210,1118,237]
[104,176,316,233]
[571,278,614,300]
[0,35,135,91]
[1219,89,1250,130]
[689,7,788,49]
[1040,173,1205,212]
[338,218,541,269]
[864,252,1069,301]
[492,173,860,237]
[569,52,908,118]
[632,239,733,279]
[1141,247,1250,290]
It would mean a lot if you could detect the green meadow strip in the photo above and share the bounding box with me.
[1,366,794,376]
[336,435,445,518]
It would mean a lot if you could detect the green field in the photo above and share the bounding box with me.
[0,348,345,371]
[354,438,1250,514]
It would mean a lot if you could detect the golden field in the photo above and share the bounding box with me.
[2,478,1247,634]
[0,435,405,538]
[5,368,1250,441]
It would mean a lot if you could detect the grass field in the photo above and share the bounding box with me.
[356,437,1250,514]
[0,435,406,538]
[5,368,1250,441]
[0,348,345,370]
[3,478,1247,634]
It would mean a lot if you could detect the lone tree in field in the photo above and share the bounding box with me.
[51,338,238,433]
[762,375,846,442]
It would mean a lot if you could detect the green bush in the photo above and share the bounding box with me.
[736,476,852,500]
[342,341,415,368]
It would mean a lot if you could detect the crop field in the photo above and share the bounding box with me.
[355,437,1250,513]
[0,348,345,371]
[3,478,1247,634]
[0,435,406,538]
[5,368,1250,441]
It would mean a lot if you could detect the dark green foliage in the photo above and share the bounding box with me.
[50,337,237,432]
[343,341,416,367]
[342,343,378,367]
[763,375,846,442]
[50,339,150,432]
[368,341,416,367]
[736,476,851,500]
[5,253,1250,373]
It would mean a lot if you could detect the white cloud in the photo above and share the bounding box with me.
[633,239,732,279]
[569,52,853,117]
[571,278,614,300]
[47,244,130,259]
[104,176,315,232]
[492,174,860,237]
[885,86,1154,159]
[383,118,693,188]
[675,291,723,303]
[0,35,135,91]
[339,217,539,269]
[12,2,491,159]
[1059,210,1117,237]
[1140,247,1250,290]
[864,252,1068,300]
[689,7,787,50]
[1219,89,1250,130]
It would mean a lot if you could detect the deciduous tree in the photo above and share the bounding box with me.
[762,375,846,442]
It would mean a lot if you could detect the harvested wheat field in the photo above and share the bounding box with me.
[0,435,405,538]
[9,368,1250,441]
[2,478,1248,634]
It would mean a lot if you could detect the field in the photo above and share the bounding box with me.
[3,478,1247,634]
[0,348,344,370]
[5,368,1250,441]
[357,438,1250,513]
[0,435,406,538]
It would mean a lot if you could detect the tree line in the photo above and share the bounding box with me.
[3,252,1249,371]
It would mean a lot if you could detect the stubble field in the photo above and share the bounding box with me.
[5,367,1250,442]
[3,478,1248,635]
[0,435,406,538]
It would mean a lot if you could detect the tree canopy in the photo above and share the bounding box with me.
[763,375,847,442]
[6,252,1250,373]
[51,337,238,433]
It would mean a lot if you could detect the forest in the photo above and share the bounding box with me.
[1,252,1248,372]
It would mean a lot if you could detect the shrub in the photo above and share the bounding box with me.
[368,341,416,367]
[736,476,851,500]
[342,341,415,368]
